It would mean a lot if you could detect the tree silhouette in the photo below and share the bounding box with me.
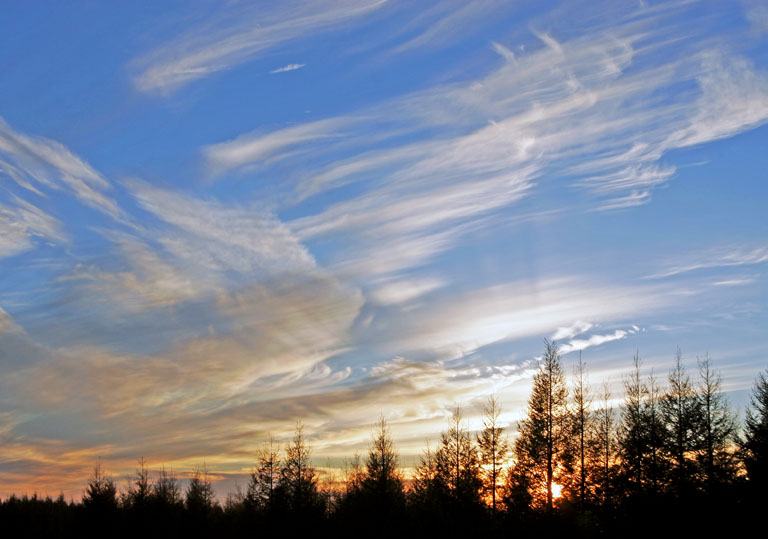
[476,395,509,514]
[280,421,322,518]
[594,380,616,506]
[660,349,700,497]
[435,406,483,508]
[361,417,405,508]
[152,466,183,507]
[82,461,117,512]
[567,353,596,508]
[741,370,768,488]
[246,434,281,511]
[617,353,668,497]
[695,354,737,492]
[122,457,151,509]
[513,340,569,510]
[185,464,216,514]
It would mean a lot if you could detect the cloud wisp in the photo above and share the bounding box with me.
[132,0,386,95]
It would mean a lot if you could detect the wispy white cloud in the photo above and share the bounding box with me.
[390,0,515,55]
[271,63,305,74]
[647,245,768,279]
[0,117,125,221]
[552,320,594,341]
[199,6,768,287]
[369,277,445,305]
[369,278,666,360]
[203,118,351,176]
[744,0,768,33]
[558,329,631,355]
[128,180,316,277]
[132,0,386,95]
[711,278,756,287]
[0,196,64,259]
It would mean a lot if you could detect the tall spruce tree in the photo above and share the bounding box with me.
[595,381,615,506]
[660,349,700,497]
[280,421,322,517]
[362,417,404,505]
[185,464,216,514]
[695,355,737,491]
[476,395,509,514]
[741,370,768,488]
[434,406,483,508]
[618,353,649,497]
[246,435,281,511]
[514,340,570,510]
[568,353,596,508]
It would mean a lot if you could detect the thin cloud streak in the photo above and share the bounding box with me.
[132,0,387,95]
[0,117,126,222]
[271,63,305,74]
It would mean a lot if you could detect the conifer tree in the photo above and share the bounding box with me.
[246,435,281,511]
[741,370,768,487]
[280,421,322,516]
[82,461,118,511]
[185,464,216,514]
[434,406,483,507]
[476,395,509,513]
[122,457,151,509]
[362,417,404,506]
[152,466,183,508]
[568,354,596,508]
[660,349,700,496]
[514,340,570,510]
[594,381,615,506]
[618,353,648,496]
[695,354,737,491]
[412,439,446,503]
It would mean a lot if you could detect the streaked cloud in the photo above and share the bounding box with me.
[271,63,306,74]
[647,245,768,279]
[132,0,386,94]
[551,320,594,341]
[369,277,446,305]
[0,117,125,222]
[0,196,64,259]
[558,328,633,355]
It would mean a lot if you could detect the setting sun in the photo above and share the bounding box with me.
[552,483,563,499]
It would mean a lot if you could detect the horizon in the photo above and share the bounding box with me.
[1,0,767,500]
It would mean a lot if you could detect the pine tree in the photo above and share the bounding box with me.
[476,395,509,514]
[594,381,615,506]
[618,353,645,495]
[82,461,118,511]
[568,353,596,508]
[280,421,322,517]
[660,349,700,497]
[246,435,281,511]
[362,417,405,507]
[152,466,182,508]
[741,370,768,487]
[411,439,441,505]
[185,464,216,514]
[122,457,151,509]
[644,369,668,493]
[514,340,570,510]
[434,406,483,508]
[695,354,737,492]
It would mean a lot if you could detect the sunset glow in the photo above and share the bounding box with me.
[1,1,767,502]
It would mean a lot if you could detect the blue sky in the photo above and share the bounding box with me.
[1,0,767,496]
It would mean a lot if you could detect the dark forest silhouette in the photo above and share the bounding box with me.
[2,342,767,537]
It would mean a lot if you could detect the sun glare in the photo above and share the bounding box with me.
[552,483,563,499]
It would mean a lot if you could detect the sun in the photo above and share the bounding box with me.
[551,483,563,499]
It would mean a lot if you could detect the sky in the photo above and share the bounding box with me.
[1,0,767,498]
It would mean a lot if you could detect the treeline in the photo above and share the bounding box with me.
[2,342,767,537]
